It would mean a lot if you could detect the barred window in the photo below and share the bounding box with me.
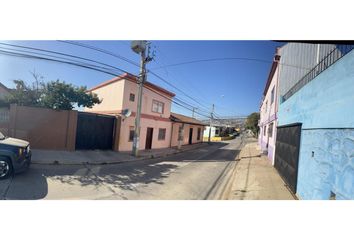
[268,123,273,138]
[129,93,135,102]
[128,126,134,142]
[158,128,166,140]
[197,128,201,140]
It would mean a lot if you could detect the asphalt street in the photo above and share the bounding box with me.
[0,136,244,200]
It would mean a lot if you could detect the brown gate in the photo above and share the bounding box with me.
[75,112,115,150]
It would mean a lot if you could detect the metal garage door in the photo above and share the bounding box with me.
[274,123,302,194]
[75,112,116,150]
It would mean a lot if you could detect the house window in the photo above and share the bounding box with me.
[215,128,220,136]
[268,123,273,138]
[263,125,266,136]
[128,126,134,142]
[197,128,201,140]
[265,101,268,112]
[271,87,275,104]
[129,93,135,102]
[158,128,166,140]
[152,100,164,114]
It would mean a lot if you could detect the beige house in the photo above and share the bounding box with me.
[86,73,205,152]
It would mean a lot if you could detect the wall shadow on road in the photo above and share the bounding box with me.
[89,161,180,191]
[2,161,181,199]
[2,140,241,199]
[2,167,48,200]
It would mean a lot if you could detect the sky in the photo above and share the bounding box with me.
[0,40,283,118]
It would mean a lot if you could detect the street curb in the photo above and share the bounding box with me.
[218,142,244,200]
[31,143,209,166]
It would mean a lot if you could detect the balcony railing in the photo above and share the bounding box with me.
[282,44,354,102]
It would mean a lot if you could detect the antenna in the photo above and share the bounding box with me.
[121,109,132,122]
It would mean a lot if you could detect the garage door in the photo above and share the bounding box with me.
[274,123,302,194]
[75,112,116,150]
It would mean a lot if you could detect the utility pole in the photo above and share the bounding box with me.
[192,107,198,118]
[208,104,214,144]
[131,41,153,157]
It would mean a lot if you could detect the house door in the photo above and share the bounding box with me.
[274,123,302,194]
[145,127,153,149]
[189,128,193,145]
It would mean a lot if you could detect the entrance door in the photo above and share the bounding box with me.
[145,127,153,149]
[274,123,302,194]
[189,128,193,144]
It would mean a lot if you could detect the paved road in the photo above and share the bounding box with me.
[0,136,243,200]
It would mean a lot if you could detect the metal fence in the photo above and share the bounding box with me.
[283,44,354,101]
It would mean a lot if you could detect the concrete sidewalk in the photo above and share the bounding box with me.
[31,143,208,165]
[223,138,295,200]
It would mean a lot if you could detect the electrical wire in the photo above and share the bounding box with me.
[58,40,140,67]
[0,47,212,119]
[0,42,129,75]
[56,40,215,114]
[150,57,312,71]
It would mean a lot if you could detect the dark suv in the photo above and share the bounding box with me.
[0,131,31,180]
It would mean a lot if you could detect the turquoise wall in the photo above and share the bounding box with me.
[278,50,354,199]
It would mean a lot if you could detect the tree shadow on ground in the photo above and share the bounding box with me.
[1,140,241,199]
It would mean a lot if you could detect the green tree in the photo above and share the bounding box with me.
[245,112,260,136]
[40,80,101,110]
[7,79,42,107]
[4,76,101,110]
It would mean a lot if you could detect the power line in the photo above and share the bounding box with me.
[0,46,122,74]
[150,57,312,71]
[0,47,212,119]
[0,42,129,75]
[56,40,214,114]
[0,49,124,77]
[57,40,140,67]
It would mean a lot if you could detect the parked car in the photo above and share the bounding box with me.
[230,131,239,137]
[0,131,31,180]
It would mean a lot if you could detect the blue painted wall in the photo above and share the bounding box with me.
[278,50,354,199]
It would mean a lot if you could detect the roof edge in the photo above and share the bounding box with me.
[88,73,175,97]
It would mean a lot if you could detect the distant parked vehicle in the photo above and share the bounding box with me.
[231,131,239,137]
[0,131,31,180]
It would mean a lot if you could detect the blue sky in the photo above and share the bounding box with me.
[0,40,282,118]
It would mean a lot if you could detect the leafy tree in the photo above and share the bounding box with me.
[245,112,260,136]
[3,74,101,110]
[40,80,101,110]
[7,79,42,107]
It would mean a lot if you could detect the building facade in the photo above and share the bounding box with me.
[258,48,280,164]
[277,46,354,199]
[86,73,205,152]
[259,43,337,165]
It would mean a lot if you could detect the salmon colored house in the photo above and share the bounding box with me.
[85,73,206,152]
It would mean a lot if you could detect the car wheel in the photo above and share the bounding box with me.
[0,157,13,180]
